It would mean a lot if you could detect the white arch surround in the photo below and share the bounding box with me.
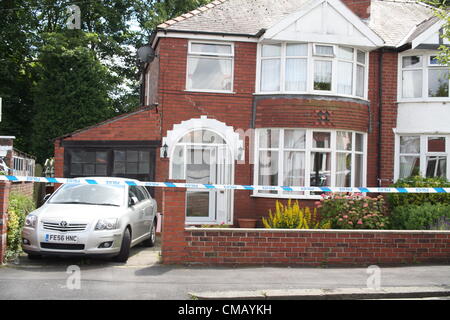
[162,116,244,161]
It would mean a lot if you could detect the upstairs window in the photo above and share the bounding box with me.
[400,54,449,100]
[258,43,367,99]
[187,41,234,92]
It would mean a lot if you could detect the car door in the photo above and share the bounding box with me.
[127,186,146,241]
[138,186,155,236]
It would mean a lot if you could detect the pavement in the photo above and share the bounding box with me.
[0,237,449,300]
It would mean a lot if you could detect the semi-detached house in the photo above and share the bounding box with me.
[54,0,450,226]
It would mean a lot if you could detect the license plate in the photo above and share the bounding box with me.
[44,234,78,243]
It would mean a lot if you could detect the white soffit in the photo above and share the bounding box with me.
[262,0,384,48]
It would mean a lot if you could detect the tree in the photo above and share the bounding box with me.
[0,0,213,162]
[0,0,38,152]
[31,31,115,163]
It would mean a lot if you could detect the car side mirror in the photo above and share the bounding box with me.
[43,194,52,202]
[129,196,138,207]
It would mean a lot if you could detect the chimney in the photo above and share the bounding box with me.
[341,0,371,19]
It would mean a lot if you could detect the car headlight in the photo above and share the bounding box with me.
[24,214,37,228]
[95,218,119,231]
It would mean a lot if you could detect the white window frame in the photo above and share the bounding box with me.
[394,134,450,181]
[398,51,450,102]
[185,40,235,94]
[256,42,368,100]
[253,128,368,199]
[313,44,335,57]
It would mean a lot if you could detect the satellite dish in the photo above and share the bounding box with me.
[137,44,156,64]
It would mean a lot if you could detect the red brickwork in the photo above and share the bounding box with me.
[342,0,371,19]
[10,182,34,199]
[161,180,188,264]
[176,228,450,266]
[161,185,450,266]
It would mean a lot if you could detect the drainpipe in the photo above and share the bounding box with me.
[377,49,384,187]
[251,96,257,129]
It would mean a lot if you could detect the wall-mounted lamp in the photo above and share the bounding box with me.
[161,143,168,158]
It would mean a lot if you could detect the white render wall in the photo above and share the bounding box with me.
[396,102,450,134]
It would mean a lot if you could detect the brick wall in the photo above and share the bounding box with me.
[0,182,11,263]
[154,37,393,220]
[379,50,399,186]
[54,107,162,193]
[161,187,450,266]
[161,180,188,264]
[10,182,34,199]
[342,0,371,19]
[181,228,450,266]
[156,38,257,218]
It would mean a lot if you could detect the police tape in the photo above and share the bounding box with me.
[0,175,449,193]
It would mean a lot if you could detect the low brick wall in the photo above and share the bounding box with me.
[10,182,34,199]
[160,182,450,267]
[170,228,450,266]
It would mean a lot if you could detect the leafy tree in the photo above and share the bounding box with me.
[31,31,115,163]
[0,0,213,162]
[0,0,38,152]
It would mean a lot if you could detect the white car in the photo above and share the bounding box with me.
[22,177,157,262]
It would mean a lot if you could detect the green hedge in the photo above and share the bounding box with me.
[5,192,36,261]
[390,203,450,230]
[387,176,450,209]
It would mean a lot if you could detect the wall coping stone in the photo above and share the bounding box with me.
[185,227,450,234]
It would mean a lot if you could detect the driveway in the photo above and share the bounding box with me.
[0,237,449,300]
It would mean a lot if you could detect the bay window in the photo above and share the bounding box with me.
[400,54,450,100]
[397,135,450,180]
[254,129,367,199]
[187,41,234,92]
[260,44,281,92]
[258,42,367,99]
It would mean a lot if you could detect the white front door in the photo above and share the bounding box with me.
[185,145,232,224]
[216,145,232,224]
[185,146,216,223]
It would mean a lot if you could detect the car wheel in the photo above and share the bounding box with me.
[27,253,42,260]
[113,228,131,263]
[142,220,156,248]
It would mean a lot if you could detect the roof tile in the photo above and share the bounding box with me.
[157,0,437,46]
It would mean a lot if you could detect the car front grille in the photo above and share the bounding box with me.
[42,221,87,232]
[40,243,85,250]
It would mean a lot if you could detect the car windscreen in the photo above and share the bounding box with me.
[48,184,125,207]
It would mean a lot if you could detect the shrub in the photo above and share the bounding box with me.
[317,193,389,230]
[390,203,450,230]
[387,176,450,209]
[262,200,331,229]
[5,192,36,261]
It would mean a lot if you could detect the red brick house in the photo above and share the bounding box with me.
[54,0,450,226]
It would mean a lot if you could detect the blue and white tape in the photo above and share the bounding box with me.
[0,175,449,193]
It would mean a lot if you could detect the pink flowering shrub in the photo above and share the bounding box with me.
[316,193,390,230]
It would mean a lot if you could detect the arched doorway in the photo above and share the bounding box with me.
[163,116,242,225]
